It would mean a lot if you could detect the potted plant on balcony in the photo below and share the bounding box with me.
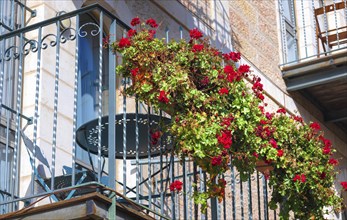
[110,17,343,218]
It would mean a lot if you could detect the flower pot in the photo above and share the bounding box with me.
[256,160,274,174]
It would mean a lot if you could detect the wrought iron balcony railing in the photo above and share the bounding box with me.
[279,0,347,64]
[0,3,277,219]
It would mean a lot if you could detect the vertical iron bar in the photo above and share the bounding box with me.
[263,177,268,220]
[170,153,175,219]
[223,174,226,220]
[97,11,104,182]
[159,110,164,217]
[240,177,244,220]
[135,99,139,203]
[108,18,117,220]
[289,0,297,59]
[257,172,261,220]
[300,0,308,58]
[211,182,218,220]
[72,14,80,186]
[199,168,205,219]
[203,171,208,218]
[332,0,340,48]
[147,106,152,210]
[108,18,116,188]
[322,0,330,53]
[248,174,253,220]
[51,19,61,191]
[32,26,42,194]
[311,0,318,55]
[193,163,198,220]
[12,5,25,211]
[122,81,127,195]
[231,165,236,220]
[182,158,187,220]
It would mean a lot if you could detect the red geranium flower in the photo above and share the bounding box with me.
[127,29,137,37]
[169,180,183,192]
[189,28,203,39]
[118,38,131,48]
[323,146,331,155]
[269,139,278,149]
[341,182,347,191]
[130,17,140,26]
[131,68,139,77]
[277,149,284,157]
[257,93,265,101]
[219,87,229,95]
[238,64,250,74]
[293,174,306,183]
[158,91,169,104]
[276,108,286,114]
[328,158,338,166]
[230,52,241,62]
[310,122,321,131]
[217,130,232,149]
[192,44,204,52]
[293,115,303,123]
[211,155,222,166]
[146,18,158,28]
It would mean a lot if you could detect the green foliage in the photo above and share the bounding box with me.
[111,20,342,219]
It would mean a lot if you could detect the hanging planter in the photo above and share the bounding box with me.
[109,17,344,218]
[255,159,274,175]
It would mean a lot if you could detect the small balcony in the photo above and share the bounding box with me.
[0,3,276,219]
[279,0,347,135]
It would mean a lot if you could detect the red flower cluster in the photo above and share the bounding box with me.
[269,139,278,148]
[158,91,169,104]
[328,158,338,166]
[118,38,131,48]
[293,115,303,123]
[310,122,321,131]
[211,155,222,166]
[223,52,241,62]
[217,130,232,149]
[293,174,306,183]
[276,108,286,114]
[255,125,273,139]
[238,64,250,75]
[219,87,229,95]
[146,18,158,28]
[127,29,137,38]
[147,29,156,41]
[277,149,284,157]
[252,79,263,93]
[169,180,183,192]
[223,65,239,82]
[151,131,161,145]
[130,17,140,26]
[189,28,203,39]
[341,182,347,191]
[192,44,204,52]
[323,146,331,155]
[221,116,234,127]
[131,68,139,77]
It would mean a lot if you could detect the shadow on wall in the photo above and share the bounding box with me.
[73,0,234,53]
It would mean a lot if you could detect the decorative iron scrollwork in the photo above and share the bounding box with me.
[78,22,100,38]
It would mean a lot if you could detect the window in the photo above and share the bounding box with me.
[280,0,298,63]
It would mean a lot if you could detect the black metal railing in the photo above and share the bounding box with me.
[0,3,277,219]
